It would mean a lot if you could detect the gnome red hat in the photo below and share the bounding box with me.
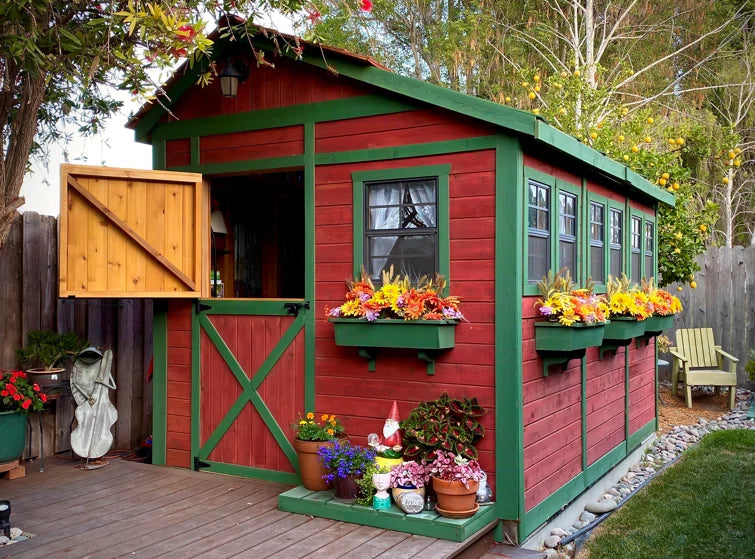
[382,400,402,449]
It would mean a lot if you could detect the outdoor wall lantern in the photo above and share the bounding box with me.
[0,500,10,539]
[219,58,249,98]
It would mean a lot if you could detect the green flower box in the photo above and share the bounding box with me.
[331,318,457,350]
[535,321,607,352]
[603,317,646,342]
[642,315,674,337]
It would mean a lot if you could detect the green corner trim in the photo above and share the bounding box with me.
[351,164,450,281]
[581,357,587,472]
[627,419,656,451]
[152,139,166,170]
[151,302,167,466]
[304,121,316,413]
[521,474,586,537]
[584,441,626,487]
[190,305,201,460]
[278,486,499,542]
[494,134,524,523]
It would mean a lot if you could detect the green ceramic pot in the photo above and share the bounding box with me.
[0,411,26,462]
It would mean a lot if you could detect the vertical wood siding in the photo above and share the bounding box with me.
[315,149,498,485]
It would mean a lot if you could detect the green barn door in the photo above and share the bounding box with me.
[191,300,310,483]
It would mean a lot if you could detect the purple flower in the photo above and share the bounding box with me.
[442,307,463,320]
[539,305,554,316]
[365,310,379,321]
[396,295,406,308]
[328,307,341,317]
[359,293,371,302]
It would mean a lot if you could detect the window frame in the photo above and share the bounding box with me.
[630,214,642,282]
[629,207,656,282]
[527,178,551,285]
[352,165,450,283]
[588,198,607,287]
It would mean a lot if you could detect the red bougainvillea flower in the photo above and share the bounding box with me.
[40,393,47,403]
[359,0,373,12]
[21,399,31,410]
[13,393,21,401]
[33,383,40,392]
[176,24,197,43]
[306,7,322,22]
[0,390,8,397]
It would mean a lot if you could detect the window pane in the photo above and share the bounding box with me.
[537,209,549,230]
[368,234,435,281]
[559,240,576,275]
[631,253,641,281]
[529,183,538,205]
[538,185,548,207]
[645,222,654,252]
[369,208,400,229]
[591,245,605,282]
[610,209,623,246]
[631,217,642,249]
[528,235,549,282]
[645,255,653,278]
[610,248,622,277]
[528,207,538,228]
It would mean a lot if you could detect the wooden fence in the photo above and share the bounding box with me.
[0,212,153,456]
[670,245,755,389]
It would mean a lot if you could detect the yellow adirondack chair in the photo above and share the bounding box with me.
[670,328,739,410]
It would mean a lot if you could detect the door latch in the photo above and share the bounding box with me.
[284,301,310,317]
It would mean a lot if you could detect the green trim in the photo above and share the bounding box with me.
[584,441,626,486]
[494,134,524,523]
[581,357,587,472]
[190,136,200,166]
[586,191,610,288]
[197,314,299,469]
[200,298,305,315]
[166,154,304,174]
[304,121,316,413]
[151,302,167,466]
[331,318,457,349]
[315,135,497,166]
[627,418,656,451]
[351,164,451,281]
[521,474,586,537]
[190,305,201,461]
[203,461,300,484]
[150,94,416,142]
[278,485,499,542]
[625,347,630,443]
[153,139,166,170]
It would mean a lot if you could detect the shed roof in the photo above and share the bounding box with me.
[127,18,673,206]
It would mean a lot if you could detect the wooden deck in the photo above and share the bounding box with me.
[0,458,489,558]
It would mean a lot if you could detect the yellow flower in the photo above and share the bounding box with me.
[326,428,335,436]
[329,414,336,421]
[321,414,329,421]
[299,420,307,425]
[306,412,314,420]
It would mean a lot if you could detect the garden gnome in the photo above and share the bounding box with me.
[382,400,402,450]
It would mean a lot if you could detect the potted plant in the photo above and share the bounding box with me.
[291,412,345,491]
[326,268,463,356]
[390,460,429,514]
[318,440,376,502]
[0,371,48,462]
[428,450,485,518]
[598,275,651,357]
[642,279,683,336]
[17,330,87,389]
[401,392,486,463]
[354,461,392,508]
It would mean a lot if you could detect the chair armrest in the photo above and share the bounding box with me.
[669,349,688,363]
[715,346,739,363]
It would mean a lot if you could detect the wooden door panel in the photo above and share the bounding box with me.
[60,164,203,298]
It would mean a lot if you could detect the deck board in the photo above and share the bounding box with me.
[0,458,489,559]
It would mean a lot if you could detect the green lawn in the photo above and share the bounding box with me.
[580,429,755,559]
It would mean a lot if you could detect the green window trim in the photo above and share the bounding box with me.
[523,167,582,295]
[352,165,450,282]
[629,207,656,283]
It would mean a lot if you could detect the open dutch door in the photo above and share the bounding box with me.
[59,164,206,298]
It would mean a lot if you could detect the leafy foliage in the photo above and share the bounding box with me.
[400,392,486,463]
[1,371,49,414]
[17,330,87,371]
[291,411,345,441]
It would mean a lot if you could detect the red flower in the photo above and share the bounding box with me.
[33,383,41,392]
[13,393,21,401]
[176,24,197,43]
[1,390,8,397]
[359,0,373,11]
[21,399,31,410]
[306,8,321,22]
[40,393,48,403]
[169,47,188,58]
[6,384,16,394]
[13,371,26,378]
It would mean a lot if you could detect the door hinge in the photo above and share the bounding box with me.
[284,301,310,317]
[195,301,212,314]
[193,457,210,471]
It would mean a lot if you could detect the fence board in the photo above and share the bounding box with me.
[0,212,154,453]
[670,245,755,389]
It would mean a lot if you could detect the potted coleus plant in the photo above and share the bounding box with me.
[17,330,87,389]
[318,440,376,502]
[291,412,345,491]
[428,450,486,518]
[390,460,430,514]
[401,392,486,463]
[0,371,48,462]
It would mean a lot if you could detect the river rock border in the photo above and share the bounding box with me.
[540,388,754,559]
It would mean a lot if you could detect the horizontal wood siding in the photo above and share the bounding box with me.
[315,149,497,485]
[199,315,304,473]
[315,109,496,153]
[200,125,304,165]
[166,300,193,468]
[585,349,625,465]
[168,54,371,121]
[628,342,656,434]
[522,297,582,511]
[166,138,190,168]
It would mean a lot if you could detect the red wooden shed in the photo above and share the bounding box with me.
[58,23,673,544]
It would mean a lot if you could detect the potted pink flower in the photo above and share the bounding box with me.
[389,460,429,514]
[428,450,485,517]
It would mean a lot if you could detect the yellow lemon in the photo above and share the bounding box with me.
[734,159,741,167]
[699,224,707,232]
[672,183,680,191]
[668,138,676,145]
[675,232,682,240]
[677,286,683,292]
[735,147,742,154]
[618,135,625,142]
[505,96,511,103]
[559,107,567,115]
[554,82,562,89]
[533,74,540,82]
[644,136,652,143]
[674,248,681,254]
[534,85,541,92]
[722,177,729,184]
[647,117,654,124]
[666,186,674,192]
[574,70,581,77]
[623,154,630,161]
[659,178,667,186]
[728,150,736,159]
[532,108,540,114]
[621,108,628,116]
[690,281,697,289]
[675,137,684,145]
[590,132,598,139]
[528,92,536,100]
[662,172,670,179]
[560,70,568,78]
[522,81,529,88]
[631,145,639,153]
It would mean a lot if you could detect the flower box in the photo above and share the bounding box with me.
[642,315,674,337]
[600,317,646,359]
[330,318,457,374]
[535,321,607,376]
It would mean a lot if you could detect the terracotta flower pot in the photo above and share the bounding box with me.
[293,438,336,491]
[0,411,26,463]
[432,476,479,516]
